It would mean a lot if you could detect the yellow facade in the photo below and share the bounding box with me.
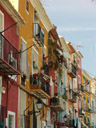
[82,70,92,127]
[17,0,53,127]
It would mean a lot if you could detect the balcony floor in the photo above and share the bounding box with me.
[50,105,64,111]
[0,57,20,75]
[67,71,76,78]
[30,89,50,99]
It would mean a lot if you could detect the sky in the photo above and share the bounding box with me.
[41,0,96,77]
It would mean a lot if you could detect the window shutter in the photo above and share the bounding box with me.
[21,39,27,75]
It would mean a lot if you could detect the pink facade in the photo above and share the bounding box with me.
[49,69,58,126]
[0,5,19,128]
[76,54,82,118]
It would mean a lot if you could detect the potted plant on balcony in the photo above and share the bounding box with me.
[50,97,59,104]
[32,73,38,84]
[58,65,63,79]
[62,95,68,100]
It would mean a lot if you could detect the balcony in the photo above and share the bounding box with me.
[68,91,77,103]
[79,109,83,117]
[0,105,6,127]
[50,96,65,111]
[33,23,44,47]
[67,63,77,78]
[63,57,67,68]
[30,74,50,99]
[0,34,20,75]
[83,86,91,94]
[42,62,49,77]
[78,84,84,93]
[82,104,94,113]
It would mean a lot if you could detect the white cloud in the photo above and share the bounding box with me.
[57,26,96,32]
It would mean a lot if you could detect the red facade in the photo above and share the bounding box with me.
[0,5,19,128]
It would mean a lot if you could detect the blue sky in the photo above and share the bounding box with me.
[41,0,96,77]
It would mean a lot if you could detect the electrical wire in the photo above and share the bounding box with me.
[0,23,17,34]
[19,44,34,54]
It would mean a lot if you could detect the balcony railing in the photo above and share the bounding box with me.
[30,74,50,98]
[79,109,83,117]
[67,63,77,78]
[68,91,77,103]
[83,86,91,94]
[82,103,96,113]
[63,57,67,68]
[0,34,20,75]
[33,23,44,46]
[50,96,65,111]
[42,62,49,76]
[0,105,6,127]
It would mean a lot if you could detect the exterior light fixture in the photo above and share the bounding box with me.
[36,98,43,111]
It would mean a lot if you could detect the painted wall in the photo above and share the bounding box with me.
[0,5,19,128]
[0,5,19,49]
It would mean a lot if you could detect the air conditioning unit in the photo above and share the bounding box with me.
[13,58,17,69]
[0,87,6,94]
[8,51,14,64]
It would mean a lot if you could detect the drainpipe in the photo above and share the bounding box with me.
[5,80,9,128]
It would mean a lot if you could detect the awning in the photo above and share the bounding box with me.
[0,57,20,75]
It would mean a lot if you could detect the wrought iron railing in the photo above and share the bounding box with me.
[30,74,50,95]
[0,34,19,71]
[68,63,77,76]
[42,63,49,76]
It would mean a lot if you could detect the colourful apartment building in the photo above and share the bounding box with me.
[48,27,65,128]
[0,0,24,128]
[66,42,79,127]
[82,70,92,128]
[18,0,53,128]
[58,36,70,127]
[90,78,96,127]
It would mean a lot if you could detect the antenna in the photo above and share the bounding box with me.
[77,45,83,50]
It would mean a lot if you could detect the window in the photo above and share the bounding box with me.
[0,11,4,32]
[73,78,76,89]
[21,38,27,75]
[20,38,29,86]
[87,96,90,104]
[8,111,15,128]
[78,76,81,89]
[26,0,29,12]
[42,45,46,62]
[32,47,38,74]
[0,11,4,58]
[87,84,89,92]
[68,78,72,89]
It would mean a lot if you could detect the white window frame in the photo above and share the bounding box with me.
[8,111,15,128]
[0,76,2,104]
[26,0,29,14]
[0,10,4,33]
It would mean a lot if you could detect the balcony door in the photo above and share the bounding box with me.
[0,11,4,58]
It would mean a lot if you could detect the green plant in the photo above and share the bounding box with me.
[50,97,59,103]
[58,65,63,79]
[62,95,67,100]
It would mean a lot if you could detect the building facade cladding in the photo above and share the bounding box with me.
[0,3,21,128]
[18,0,53,128]
[82,70,92,128]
